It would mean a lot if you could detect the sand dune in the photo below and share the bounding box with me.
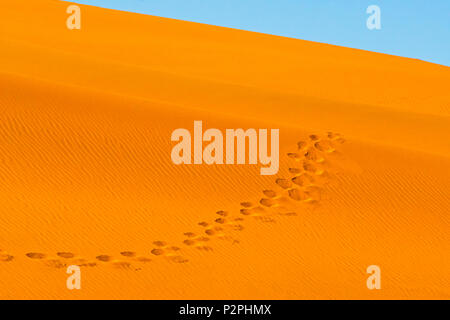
[0,0,449,299]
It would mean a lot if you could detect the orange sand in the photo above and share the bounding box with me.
[0,0,449,299]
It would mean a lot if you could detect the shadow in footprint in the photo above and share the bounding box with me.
[26,252,46,259]
[57,252,75,259]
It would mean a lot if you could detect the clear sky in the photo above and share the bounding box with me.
[64,0,450,66]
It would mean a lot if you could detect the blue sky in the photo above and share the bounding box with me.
[65,0,450,66]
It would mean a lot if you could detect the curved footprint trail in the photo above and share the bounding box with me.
[180,132,346,253]
[2,132,345,270]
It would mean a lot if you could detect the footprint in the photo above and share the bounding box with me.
[327,132,338,139]
[288,168,302,174]
[183,239,196,246]
[205,225,226,236]
[288,188,310,201]
[240,206,264,216]
[292,174,314,186]
[304,148,324,163]
[231,224,244,231]
[327,132,345,143]
[303,161,324,174]
[76,259,97,267]
[263,190,277,198]
[314,140,335,153]
[297,141,308,150]
[183,232,196,238]
[240,202,253,208]
[153,241,167,247]
[260,198,276,207]
[149,242,189,263]
[216,210,228,217]
[26,252,46,259]
[151,249,164,256]
[44,259,67,269]
[0,252,14,262]
[151,243,182,258]
[287,152,301,159]
[215,218,226,224]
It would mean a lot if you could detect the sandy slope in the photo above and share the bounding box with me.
[0,0,449,299]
